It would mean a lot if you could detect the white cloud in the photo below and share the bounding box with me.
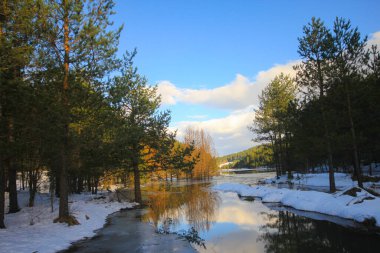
[163,61,302,155]
[368,31,380,48]
[156,81,180,105]
[217,206,261,227]
[158,60,299,110]
[160,29,380,111]
[171,105,257,156]
[163,30,380,156]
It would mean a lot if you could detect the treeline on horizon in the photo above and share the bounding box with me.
[217,144,273,169]
[0,0,217,229]
[251,17,380,192]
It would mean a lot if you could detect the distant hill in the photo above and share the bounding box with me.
[217,144,273,169]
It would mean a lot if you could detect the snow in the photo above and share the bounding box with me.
[219,162,233,168]
[0,191,136,253]
[221,167,272,173]
[260,172,380,194]
[261,173,355,188]
[213,183,380,227]
[221,168,254,172]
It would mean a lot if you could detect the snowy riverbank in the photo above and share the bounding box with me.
[260,172,380,193]
[213,182,380,227]
[0,191,135,253]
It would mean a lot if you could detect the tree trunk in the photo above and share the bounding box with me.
[58,144,69,219]
[133,155,142,203]
[55,174,60,197]
[270,137,280,177]
[317,61,336,192]
[6,117,19,213]
[321,117,336,192]
[28,170,37,207]
[320,94,336,192]
[87,176,91,192]
[278,134,284,176]
[285,134,292,179]
[7,159,19,213]
[77,177,83,193]
[0,160,5,229]
[49,175,55,213]
[28,184,36,207]
[21,170,25,190]
[0,4,5,228]
[344,82,363,188]
[57,0,70,221]
[91,177,95,194]
[122,170,126,188]
[94,176,99,194]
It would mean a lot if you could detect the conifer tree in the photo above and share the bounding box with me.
[109,53,171,203]
[250,74,297,178]
[295,18,337,192]
[0,0,41,224]
[35,0,121,223]
[328,18,368,187]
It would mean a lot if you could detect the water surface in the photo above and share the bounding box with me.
[66,172,380,253]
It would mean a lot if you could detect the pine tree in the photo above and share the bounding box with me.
[0,0,41,224]
[295,17,336,192]
[327,18,368,187]
[35,0,121,223]
[250,74,297,178]
[109,53,171,203]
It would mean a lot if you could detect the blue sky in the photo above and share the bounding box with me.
[113,0,380,155]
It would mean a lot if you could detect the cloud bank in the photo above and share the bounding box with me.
[160,61,299,155]
[160,31,380,155]
[170,105,256,156]
[158,60,299,110]
[368,31,380,48]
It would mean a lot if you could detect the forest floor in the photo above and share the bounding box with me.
[0,190,136,253]
[214,172,380,228]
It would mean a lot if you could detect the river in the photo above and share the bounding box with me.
[64,171,380,253]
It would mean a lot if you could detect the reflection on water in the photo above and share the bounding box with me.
[142,182,220,234]
[213,172,276,186]
[64,173,380,253]
[141,176,380,253]
[258,210,380,253]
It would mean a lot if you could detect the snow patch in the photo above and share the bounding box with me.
[0,191,135,253]
[213,183,380,227]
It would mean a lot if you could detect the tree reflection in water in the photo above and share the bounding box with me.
[142,182,220,235]
[178,227,206,249]
[258,210,380,253]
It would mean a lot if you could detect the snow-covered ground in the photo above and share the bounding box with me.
[260,172,380,193]
[0,191,135,253]
[221,168,255,172]
[214,182,380,227]
[218,161,234,168]
[221,167,273,173]
[261,172,354,187]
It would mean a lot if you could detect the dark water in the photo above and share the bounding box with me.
[66,173,380,253]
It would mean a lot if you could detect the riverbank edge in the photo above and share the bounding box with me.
[0,191,137,253]
[61,206,197,253]
[213,183,380,229]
